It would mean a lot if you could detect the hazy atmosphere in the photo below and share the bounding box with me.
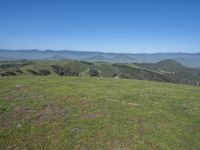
[1,0,200,53]
[1,1,200,149]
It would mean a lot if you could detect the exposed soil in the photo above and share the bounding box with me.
[0,106,35,128]
[80,113,97,119]
[71,127,82,135]
[32,103,69,124]
[0,104,69,128]
[135,118,146,136]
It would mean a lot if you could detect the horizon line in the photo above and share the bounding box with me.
[0,49,200,54]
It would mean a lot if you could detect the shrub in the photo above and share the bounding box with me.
[16,69,23,73]
[39,70,51,75]
[27,69,39,75]
[51,65,79,76]
[27,69,51,76]
[80,61,94,65]
[88,69,99,77]
[112,73,118,77]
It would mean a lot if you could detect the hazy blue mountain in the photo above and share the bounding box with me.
[0,49,200,68]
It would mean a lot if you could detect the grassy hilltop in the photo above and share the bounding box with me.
[0,76,200,149]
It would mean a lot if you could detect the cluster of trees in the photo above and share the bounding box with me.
[112,64,172,82]
[27,69,51,76]
[0,61,32,69]
[88,68,99,77]
[51,65,100,77]
[0,69,23,77]
[0,71,16,76]
[51,65,78,76]
[79,61,94,65]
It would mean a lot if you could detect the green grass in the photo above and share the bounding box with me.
[0,76,200,149]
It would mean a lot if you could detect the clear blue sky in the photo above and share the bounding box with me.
[0,0,200,53]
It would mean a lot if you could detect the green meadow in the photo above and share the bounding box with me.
[0,76,200,149]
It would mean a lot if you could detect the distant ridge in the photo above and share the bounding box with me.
[0,49,200,68]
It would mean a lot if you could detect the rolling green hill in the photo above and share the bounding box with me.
[135,59,187,73]
[0,59,200,86]
[0,76,200,149]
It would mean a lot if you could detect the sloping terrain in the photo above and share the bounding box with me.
[0,77,200,149]
[135,59,187,73]
[0,59,200,86]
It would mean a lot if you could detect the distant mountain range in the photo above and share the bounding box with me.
[0,49,200,68]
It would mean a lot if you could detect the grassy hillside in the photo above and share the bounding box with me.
[0,59,171,80]
[0,76,200,149]
[135,59,187,73]
[0,59,200,86]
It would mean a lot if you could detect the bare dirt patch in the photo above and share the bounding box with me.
[178,136,191,145]
[15,84,23,88]
[106,98,119,103]
[0,104,69,127]
[127,102,140,107]
[80,113,97,119]
[135,118,146,136]
[32,103,69,124]
[0,106,35,128]
[70,127,82,135]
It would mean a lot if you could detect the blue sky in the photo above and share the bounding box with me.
[0,0,200,53]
